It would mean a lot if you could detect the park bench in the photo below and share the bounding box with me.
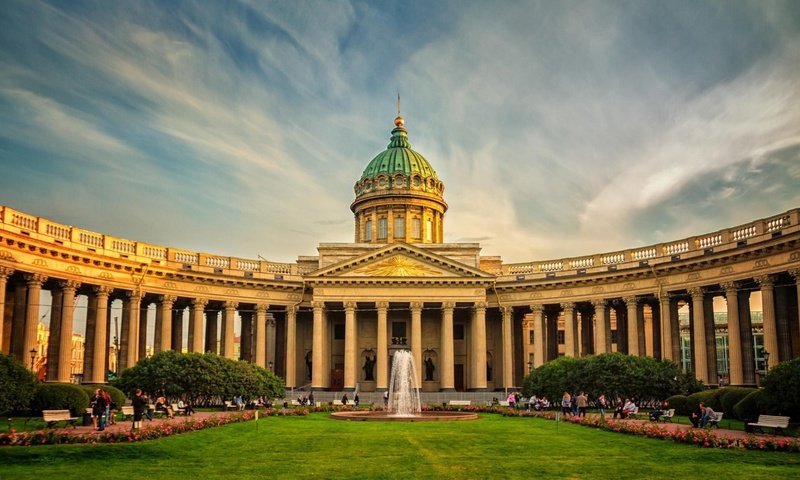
[659,409,675,423]
[498,400,510,407]
[448,400,471,407]
[332,399,344,406]
[171,403,186,415]
[706,412,723,428]
[42,409,78,428]
[120,405,135,420]
[746,415,790,435]
[223,401,236,411]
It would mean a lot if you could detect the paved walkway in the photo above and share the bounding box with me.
[61,410,238,436]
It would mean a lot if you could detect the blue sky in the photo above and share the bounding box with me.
[1,0,799,264]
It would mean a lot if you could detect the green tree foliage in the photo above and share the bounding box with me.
[30,383,90,416]
[719,387,757,419]
[0,353,36,415]
[113,351,285,406]
[762,357,800,420]
[79,384,127,408]
[521,352,702,404]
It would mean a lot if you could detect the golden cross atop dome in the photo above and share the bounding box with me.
[395,90,404,127]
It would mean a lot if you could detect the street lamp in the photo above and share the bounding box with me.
[763,350,770,372]
[29,348,37,371]
[268,361,274,372]
[527,361,533,373]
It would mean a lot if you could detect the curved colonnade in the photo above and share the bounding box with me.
[1,204,798,391]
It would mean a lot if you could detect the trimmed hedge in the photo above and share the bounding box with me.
[665,394,689,415]
[719,387,757,420]
[733,389,768,422]
[0,353,36,415]
[79,384,127,409]
[686,389,723,414]
[30,383,90,417]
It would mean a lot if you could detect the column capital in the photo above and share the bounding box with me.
[344,301,356,312]
[720,282,738,295]
[657,293,670,303]
[58,280,81,291]
[754,274,774,288]
[687,287,704,300]
[376,301,389,311]
[501,305,513,317]
[256,303,268,314]
[560,302,574,311]
[442,301,455,310]
[622,295,637,305]
[23,273,47,286]
[529,304,543,314]
[159,294,177,305]
[591,299,605,309]
[224,301,239,310]
[127,289,144,301]
[93,285,113,296]
[473,301,487,312]
[0,266,14,278]
[192,297,208,308]
[312,301,325,310]
[410,301,423,312]
[788,268,800,280]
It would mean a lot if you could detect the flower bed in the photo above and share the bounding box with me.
[0,408,310,447]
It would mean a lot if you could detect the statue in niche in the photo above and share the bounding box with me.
[424,357,436,381]
[363,355,375,381]
[305,351,312,381]
[486,361,493,382]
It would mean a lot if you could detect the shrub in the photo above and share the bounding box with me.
[733,389,774,421]
[30,383,90,416]
[762,357,800,420]
[0,353,36,415]
[686,389,722,415]
[718,387,757,420]
[79,384,127,408]
[665,395,689,415]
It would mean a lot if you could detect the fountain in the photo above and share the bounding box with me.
[330,350,478,422]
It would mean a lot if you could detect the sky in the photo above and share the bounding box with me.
[2,0,799,266]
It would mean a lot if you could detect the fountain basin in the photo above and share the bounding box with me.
[330,410,478,422]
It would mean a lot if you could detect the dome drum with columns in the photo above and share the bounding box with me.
[1,112,799,398]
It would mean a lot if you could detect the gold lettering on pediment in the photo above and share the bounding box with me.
[357,256,443,277]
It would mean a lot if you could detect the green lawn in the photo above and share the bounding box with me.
[1,413,798,479]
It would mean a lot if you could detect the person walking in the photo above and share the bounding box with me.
[576,392,588,418]
[597,394,608,419]
[131,388,146,430]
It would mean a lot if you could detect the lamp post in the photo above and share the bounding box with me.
[763,350,770,373]
[527,361,533,374]
[29,348,37,371]
[268,361,273,372]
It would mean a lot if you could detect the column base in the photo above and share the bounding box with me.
[343,387,356,393]
[468,387,488,392]
[375,387,388,392]
[439,388,456,392]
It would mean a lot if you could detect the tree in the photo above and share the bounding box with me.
[521,352,702,404]
[761,357,800,420]
[113,351,285,406]
[0,353,36,415]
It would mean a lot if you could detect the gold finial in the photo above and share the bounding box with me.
[394,90,404,127]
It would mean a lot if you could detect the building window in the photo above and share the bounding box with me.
[454,323,465,340]
[392,322,407,345]
[394,216,405,237]
[529,330,534,344]
[378,217,388,239]
[557,330,565,345]
[680,334,692,373]
[365,219,372,241]
[425,219,432,241]
[412,218,421,239]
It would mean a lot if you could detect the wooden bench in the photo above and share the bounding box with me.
[332,399,344,406]
[746,415,790,435]
[659,409,675,423]
[120,405,135,420]
[171,403,186,415]
[498,400,510,407]
[448,400,471,407]
[42,409,78,428]
[706,412,723,428]
[223,401,236,411]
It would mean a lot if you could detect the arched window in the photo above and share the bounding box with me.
[378,217,388,239]
[394,216,405,237]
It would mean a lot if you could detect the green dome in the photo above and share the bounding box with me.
[354,116,444,198]
[359,118,439,181]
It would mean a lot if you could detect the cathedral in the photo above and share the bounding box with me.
[1,114,799,392]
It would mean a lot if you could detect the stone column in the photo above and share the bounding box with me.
[46,287,63,380]
[689,287,708,383]
[376,302,389,390]
[624,296,639,356]
[531,304,545,367]
[222,301,238,359]
[56,280,80,383]
[658,294,672,361]
[138,301,149,361]
[120,290,142,370]
[791,270,800,361]
[266,314,276,368]
[83,291,97,378]
[592,300,607,355]
[254,305,267,367]
[157,295,175,353]
[0,267,12,353]
[190,298,207,353]
[561,302,575,357]
[440,302,455,391]
[311,301,325,390]
[755,275,778,368]
[643,302,654,357]
[10,282,27,359]
[88,286,110,383]
[285,306,297,387]
[410,302,423,386]
[205,310,218,354]
[344,302,357,391]
[721,283,743,386]
[501,306,514,389]
[471,302,487,391]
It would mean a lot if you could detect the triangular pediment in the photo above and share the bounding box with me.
[306,243,493,279]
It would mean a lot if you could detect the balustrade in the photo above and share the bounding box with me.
[664,241,689,255]
[697,234,722,249]
[731,225,757,241]
[570,257,594,269]
[601,253,625,264]
[632,247,657,260]
[538,261,563,272]
[766,215,790,232]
